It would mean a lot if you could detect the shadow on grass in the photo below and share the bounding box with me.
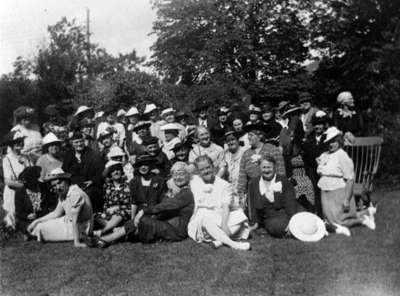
[1,190,400,296]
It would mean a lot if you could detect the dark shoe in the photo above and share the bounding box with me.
[92,236,109,248]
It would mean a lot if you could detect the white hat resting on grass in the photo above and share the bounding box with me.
[324,126,343,143]
[144,103,158,114]
[288,212,326,242]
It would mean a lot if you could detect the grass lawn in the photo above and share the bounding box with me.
[1,190,400,296]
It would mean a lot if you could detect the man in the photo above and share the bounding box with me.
[217,129,246,208]
[193,100,214,128]
[96,109,126,147]
[210,107,229,147]
[27,168,93,247]
[62,131,105,212]
[189,126,224,169]
[299,92,319,138]
[188,155,250,250]
[247,155,298,237]
[247,105,262,125]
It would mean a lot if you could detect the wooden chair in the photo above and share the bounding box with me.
[344,137,383,203]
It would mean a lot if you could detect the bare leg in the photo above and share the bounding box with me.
[101,227,126,243]
[97,215,123,235]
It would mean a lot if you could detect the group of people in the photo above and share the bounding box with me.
[1,90,376,250]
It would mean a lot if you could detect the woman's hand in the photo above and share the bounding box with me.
[27,213,37,220]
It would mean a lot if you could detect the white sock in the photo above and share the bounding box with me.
[362,215,376,230]
[333,223,351,236]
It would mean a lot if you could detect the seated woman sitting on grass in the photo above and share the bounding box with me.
[93,161,131,237]
[92,162,194,247]
[27,168,93,247]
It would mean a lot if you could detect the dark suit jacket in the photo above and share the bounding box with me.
[153,151,171,180]
[129,175,166,209]
[143,187,194,238]
[301,132,327,172]
[247,174,297,225]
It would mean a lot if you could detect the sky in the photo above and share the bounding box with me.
[0,0,157,75]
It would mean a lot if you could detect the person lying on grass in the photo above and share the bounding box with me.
[247,155,298,238]
[27,168,93,247]
[90,161,194,247]
[188,155,251,251]
[93,161,131,237]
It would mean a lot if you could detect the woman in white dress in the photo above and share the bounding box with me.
[188,155,250,250]
[2,131,31,228]
[36,132,63,182]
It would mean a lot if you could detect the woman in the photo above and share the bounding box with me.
[160,123,181,160]
[94,161,131,237]
[129,154,167,221]
[261,106,282,146]
[27,168,93,247]
[317,127,375,235]
[36,132,63,182]
[2,131,31,228]
[15,166,54,237]
[237,123,286,214]
[231,117,250,149]
[333,91,363,136]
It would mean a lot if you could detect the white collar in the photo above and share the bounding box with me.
[259,175,277,202]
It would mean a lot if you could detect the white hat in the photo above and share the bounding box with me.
[144,103,158,114]
[324,126,343,143]
[160,123,181,131]
[107,146,126,159]
[289,212,326,242]
[42,132,61,146]
[160,108,175,117]
[94,111,104,120]
[315,110,327,118]
[125,107,139,117]
[73,106,93,117]
[117,109,126,117]
[337,91,354,105]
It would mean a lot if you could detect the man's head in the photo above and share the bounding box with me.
[299,92,313,113]
[195,155,215,183]
[260,155,276,181]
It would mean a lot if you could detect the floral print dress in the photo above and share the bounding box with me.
[101,178,131,221]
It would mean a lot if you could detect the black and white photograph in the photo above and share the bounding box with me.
[0,0,399,295]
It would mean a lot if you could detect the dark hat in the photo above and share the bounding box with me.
[281,104,301,118]
[217,108,229,116]
[224,128,239,139]
[172,141,191,153]
[97,130,114,142]
[18,166,41,185]
[1,131,25,147]
[103,161,123,177]
[142,136,159,146]
[175,111,189,120]
[69,131,84,141]
[132,121,151,132]
[243,122,269,134]
[134,154,157,167]
[298,92,313,103]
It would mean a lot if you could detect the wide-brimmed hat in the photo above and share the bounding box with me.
[117,109,126,117]
[142,136,159,146]
[1,130,25,147]
[79,118,95,128]
[18,166,42,185]
[44,168,71,182]
[160,108,176,117]
[249,105,262,114]
[125,107,140,117]
[144,103,158,114]
[103,160,123,177]
[132,121,151,132]
[107,146,126,159]
[133,154,157,167]
[324,126,343,143]
[94,111,105,120]
[172,141,191,153]
[160,123,181,132]
[73,106,94,118]
[281,104,301,118]
[288,212,326,242]
[224,128,239,140]
[42,132,62,147]
[243,122,267,134]
[97,130,114,142]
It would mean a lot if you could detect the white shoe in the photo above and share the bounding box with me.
[231,242,251,251]
[368,205,377,217]
[333,223,351,237]
[362,215,376,230]
[212,241,223,249]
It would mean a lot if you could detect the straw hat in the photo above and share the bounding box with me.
[42,132,61,146]
[73,106,93,118]
[324,126,342,143]
[117,109,126,117]
[143,103,158,114]
[125,107,140,117]
[160,123,181,131]
[288,212,326,242]
[44,168,72,182]
[160,108,176,117]
[107,146,126,159]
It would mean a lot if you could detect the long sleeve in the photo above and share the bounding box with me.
[237,151,249,195]
[143,188,193,215]
[283,179,297,217]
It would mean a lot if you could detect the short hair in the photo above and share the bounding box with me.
[171,161,190,175]
[194,155,213,168]
[260,155,276,166]
[196,126,209,138]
